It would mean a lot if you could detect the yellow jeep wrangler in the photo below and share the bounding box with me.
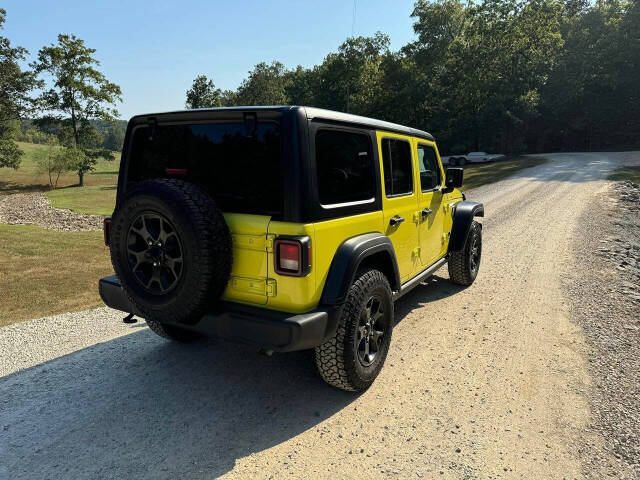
[100,106,483,391]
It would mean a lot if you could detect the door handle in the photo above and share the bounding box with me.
[389,215,405,227]
[421,208,433,219]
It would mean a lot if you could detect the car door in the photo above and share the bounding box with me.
[415,140,446,266]
[377,132,420,283]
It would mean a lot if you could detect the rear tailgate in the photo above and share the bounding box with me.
[221,213,274,305]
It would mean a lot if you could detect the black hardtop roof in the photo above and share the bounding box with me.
[132,106,434,141]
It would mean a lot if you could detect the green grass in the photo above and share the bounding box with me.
[0,224,114,326]
[461,156,548,190]
[47,185,117,216]
[607,165,640,183]
[0,142,120,195]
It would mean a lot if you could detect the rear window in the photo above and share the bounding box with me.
[127,121,283,216]
[315,129,375,206]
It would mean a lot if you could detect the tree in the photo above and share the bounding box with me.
[35,139,77,189]
[0,8,39,169]
[0,133,22,169]
[185,75,222,109]
[235,61,290,105]
[32,34,122,185]
[314,32,390,115]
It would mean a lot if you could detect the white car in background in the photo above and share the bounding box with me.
[441,151,506,166]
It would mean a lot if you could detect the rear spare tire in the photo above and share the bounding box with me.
[110,178,232,325]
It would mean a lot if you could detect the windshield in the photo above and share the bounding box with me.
[126,121,284,216]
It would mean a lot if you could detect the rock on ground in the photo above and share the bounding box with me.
[0,192,102,231]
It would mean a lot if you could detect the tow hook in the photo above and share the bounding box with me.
[122,313,137,324]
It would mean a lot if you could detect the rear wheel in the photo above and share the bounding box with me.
[146,319,201,342]
[448,220,482,285]
[315,269,394,392]
[110,178,232,328]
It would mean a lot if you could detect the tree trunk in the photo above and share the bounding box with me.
[78,170,84,187]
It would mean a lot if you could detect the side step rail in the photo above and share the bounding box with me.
[393,256,448,301]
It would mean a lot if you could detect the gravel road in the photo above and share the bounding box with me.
[1,152,638,479]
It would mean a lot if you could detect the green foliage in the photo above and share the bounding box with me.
[185,75,222,108]
[0,9,40,169]
[31,34,122,184]
[35,138,71,189]
[0,9,40,126]
[235,61,290,105]
[0,131,23,169]
[189,0,639,154]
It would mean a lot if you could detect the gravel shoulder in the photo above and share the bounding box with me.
[0,192,102,231]
[1,152,639,479]
[567,180,640,479]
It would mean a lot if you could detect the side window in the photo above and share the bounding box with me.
[381,138,413,197]
[417,143,441,191]
[316,129,375,206]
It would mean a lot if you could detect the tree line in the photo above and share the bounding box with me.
[187,0,640,155]
[2,0,638,184]
[0,8,121,185]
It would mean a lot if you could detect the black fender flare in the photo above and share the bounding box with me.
[448,201,484,252]
[320,232,400,307]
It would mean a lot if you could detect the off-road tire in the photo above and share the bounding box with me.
[448,220,482,285]
[315,269,394,392]
[110,178,232,325]
[146,318,201,342]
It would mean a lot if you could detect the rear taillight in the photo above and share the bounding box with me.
[103,217,112,247]
[165,168,187,176]
[274,236,311,276]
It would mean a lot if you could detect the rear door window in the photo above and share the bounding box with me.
[381,138,413,196]
[315,129,375,206]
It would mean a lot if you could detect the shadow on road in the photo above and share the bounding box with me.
[0,274,467,479]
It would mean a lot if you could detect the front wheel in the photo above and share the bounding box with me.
[315,269,394,392]
[448,220,482,285]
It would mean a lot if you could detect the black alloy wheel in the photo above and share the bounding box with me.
[356,295,387,367]
[469,230,482,274]
[127,212,183,294]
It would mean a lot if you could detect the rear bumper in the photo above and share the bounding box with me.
[99,275,338,352]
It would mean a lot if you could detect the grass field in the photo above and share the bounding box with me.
[47,185,117,216]
[607,165,640,183]
[461,156,547,190]
[0,224,113,326]
[0,143,549,326]
[0,142,120,195]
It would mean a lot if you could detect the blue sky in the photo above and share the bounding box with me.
[3,0,418,119]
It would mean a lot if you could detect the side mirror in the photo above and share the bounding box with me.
[443,168,463,193]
